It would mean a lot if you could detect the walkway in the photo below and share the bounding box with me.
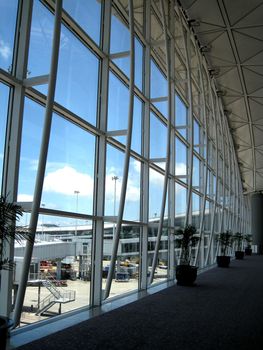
[14,255,263,349]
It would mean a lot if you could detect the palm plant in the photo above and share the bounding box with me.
[233,232,243,251]
[175,225,199,265]
[0,195,32,272]
[217,230,233,256]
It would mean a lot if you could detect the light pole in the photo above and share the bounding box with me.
[41,203,45,241]
[112,176,119,236]
[74,190,80,236]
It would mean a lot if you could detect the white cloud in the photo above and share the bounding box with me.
[17,194,34,202]
[105,170,140,203]
[176,162,187,175]
[0,40,11,60]
[43,166,94,196]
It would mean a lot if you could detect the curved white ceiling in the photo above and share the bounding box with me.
[180,0,263,194]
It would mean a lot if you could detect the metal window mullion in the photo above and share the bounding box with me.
[183,29,193,227]
[226,130,233,231]
[219,103,227,234]
[140,0,151,291]
[104,0,135,299]
[194,52,209,268]
[168,0,175,280]
[91,0,112,307]
[205,84,219,266]
[0,0,33,318]
[149,0,172,284]
[13,0,62,327]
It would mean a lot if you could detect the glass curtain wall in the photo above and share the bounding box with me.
[0,0,249,328]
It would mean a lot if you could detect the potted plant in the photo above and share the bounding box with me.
[233,232,245,260]
[244,234,252,255]
[216,230,233,267]
[0,195,32,350]
[175,225,199,286]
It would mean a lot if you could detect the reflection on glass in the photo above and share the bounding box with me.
[19,215,91,326]
[102,223,140,299]
[0,83,10,191]
[63,0,101,45]
[0,0,18,72]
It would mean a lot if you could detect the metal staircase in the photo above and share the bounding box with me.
[36,274,76,316]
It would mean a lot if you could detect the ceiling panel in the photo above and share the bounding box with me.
[180,0,263,193]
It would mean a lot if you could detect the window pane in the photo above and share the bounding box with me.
[18,98,45,202]
[55,25,99,125]
[102,223,140,299]
[150,113,166,169]
[192,192,200,228]
[175,95,187,139]
[42,116,96,214]
[110,10,143,90]
[175,183,187,228]
[27,0,54,79]
[149,168,167,222]
[150,59,167,112]
[63,0,101,45]
[194,119,200,153]
[0,0,18,72]
[193,155,200,189]
[0,82,10,191]
[175,137,187,183]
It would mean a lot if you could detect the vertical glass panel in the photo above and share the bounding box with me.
[123,158,141,221]
[107,72,128,133]
[175,137,187,183]
[110,9,143,90]
[63,0,101,45]
[149,168,166,222]
[20,216,91,326]
[194,119,200,153]
[102,223,140,299]
[175,95,187,139]
[0,0,18,72]
[192,192,200,228]
[107,74,142,154]
[0,83,10,191]
[204,200,211,231]
[148,226,168,285]
[150,113,166,169]
[27,0,54,79]
[55,26,99,125]
[18,98,45,202]
[193,155,200,189]
[105,144,123,217]
[42,116,96,214]
[150,59,166,99]
[175,183,187,228]
[105,146,140,220]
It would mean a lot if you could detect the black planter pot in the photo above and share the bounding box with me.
[245,247,252,256]
[0,317,9,350]
[176,265,198,286]
[217,256,231,268]
[235,251,245,260]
